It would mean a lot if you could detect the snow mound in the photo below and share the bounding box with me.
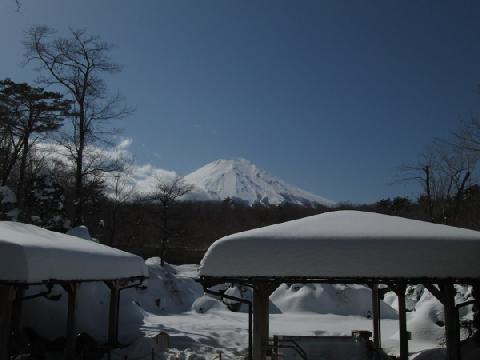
[129,258,203,314]
[67,225,93,241]
[192,295,228,313]
[185,158,335,206]
[404,292,445,344]
[271,284,397,318]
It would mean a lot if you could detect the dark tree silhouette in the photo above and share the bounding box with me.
[147,176,193,266]
[0,79,70,214]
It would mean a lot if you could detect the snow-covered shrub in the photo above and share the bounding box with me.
[0,185,17,220]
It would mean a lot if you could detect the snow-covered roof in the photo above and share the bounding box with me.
[0,221,148,283]
[199,211,480,280]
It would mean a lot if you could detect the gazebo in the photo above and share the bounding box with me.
[0,221,148,360]
[198,210,480,360]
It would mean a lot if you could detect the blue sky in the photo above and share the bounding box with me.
[1,0,480,203]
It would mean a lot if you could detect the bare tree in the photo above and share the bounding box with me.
[23,25,131,225]
[397,150,438,222]
[454,116,480,153]
[148,176,193,266]
[397,140,477,224]
[107,168,135,246]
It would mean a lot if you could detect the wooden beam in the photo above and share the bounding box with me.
[393,284,408,360]
[371,284,381,349]
[0,285,15,360]
[63,283,79,360]
[252,284,270,360]
[441,283,459,360]
[10,286,25,354]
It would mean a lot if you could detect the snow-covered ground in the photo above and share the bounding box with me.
[20,258,478,360]
[115,261,470,360]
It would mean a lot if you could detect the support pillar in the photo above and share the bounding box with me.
[252,284,270,360]
[107,281,120,347]
[442,283,459,360]
[371,284,381,349]
[63,283,79,360]
[394,284,408,360]
[10,286,25,355]
[0,285,16,360]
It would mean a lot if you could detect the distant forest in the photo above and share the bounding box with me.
[2,26,480,264]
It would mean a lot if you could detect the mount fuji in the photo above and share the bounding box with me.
[183,158,335,207]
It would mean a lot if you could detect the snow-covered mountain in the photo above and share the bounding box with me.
[184,158,335,207]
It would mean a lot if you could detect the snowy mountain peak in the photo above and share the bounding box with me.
[184,159,335,207]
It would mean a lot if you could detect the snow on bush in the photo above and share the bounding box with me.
[192,295,228,314]
[0,185,17,220]
[67,225,93,241]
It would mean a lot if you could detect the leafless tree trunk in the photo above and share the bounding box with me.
[24,26,131,225]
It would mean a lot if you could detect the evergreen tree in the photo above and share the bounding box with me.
[0,79,70,218]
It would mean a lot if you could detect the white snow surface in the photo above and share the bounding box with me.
[0,221,147,282]
[184,158,335,206]
[200,210,480,278]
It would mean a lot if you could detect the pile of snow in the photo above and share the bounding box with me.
[271,284,397,318]
[67,225,94,241]
[200,211,480,279]
[184,158,335,206]
[127,257,203,314]
[192,295,229,314]
[387,290,445,348]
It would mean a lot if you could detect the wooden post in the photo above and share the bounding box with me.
[395,284,408,360]
[371,284,381,349]
[0,285,16,360]
[252,284,270,360]
[107,281,120,347]
[442,283,459,360]
[63,283,79,360]
[272,335,279,360]
[10,286,25,355]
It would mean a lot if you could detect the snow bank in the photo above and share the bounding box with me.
[271,284,397,318]
[0,221,147,282]
[200,211,480,279]
[126,258,203,314]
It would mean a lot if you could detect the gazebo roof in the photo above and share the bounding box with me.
[199,211,480,281]
[0,221,147,284]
